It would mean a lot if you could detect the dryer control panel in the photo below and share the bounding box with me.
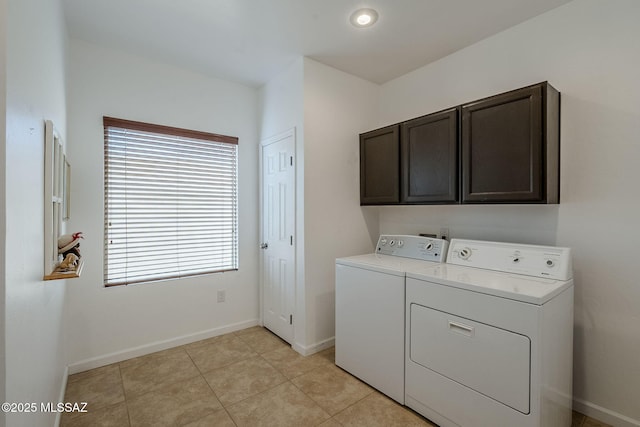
[376,235,448,262]
[447,239,572,280]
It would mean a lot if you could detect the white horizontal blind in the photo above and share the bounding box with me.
[104,117,238,286]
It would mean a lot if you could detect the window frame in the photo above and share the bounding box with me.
[103,116,239,287]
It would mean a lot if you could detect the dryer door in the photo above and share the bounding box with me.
[409,303,531,413]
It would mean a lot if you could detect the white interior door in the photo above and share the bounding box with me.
[260,129,295,344]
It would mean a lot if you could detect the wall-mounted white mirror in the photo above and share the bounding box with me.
[44,120,65,276]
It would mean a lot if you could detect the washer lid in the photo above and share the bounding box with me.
[336,253,441,277]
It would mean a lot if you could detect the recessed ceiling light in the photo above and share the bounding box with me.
[350,8,379,28]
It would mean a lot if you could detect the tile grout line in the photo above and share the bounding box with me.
[209,348,294,410]
[252,337,354,425]
[201,341,328,422]
[120,347,203,402]
[200,367,239,427]
[124,343,239,427]
[182,338,242,426]
[117,363,133,427]
[285,364,338,421]
[182,331,290,423]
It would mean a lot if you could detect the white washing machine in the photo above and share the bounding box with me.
[335,235,448,404]
[405,239,574,427]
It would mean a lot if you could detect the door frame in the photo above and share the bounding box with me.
[258,127,296,337]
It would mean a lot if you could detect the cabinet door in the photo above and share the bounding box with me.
[461,84,545,203]
[401,108,458,203]
[360,125,400,205]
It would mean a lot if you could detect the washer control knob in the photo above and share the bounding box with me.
[389,239,396,247]
[397,240,404,248]
[545,259,555,268]
[459,247,472,260]
[424,242,434,251]
[379,238,387,246]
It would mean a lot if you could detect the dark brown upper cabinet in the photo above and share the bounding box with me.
[461,82,560,203]
[360,124,400,205]
[359,81,560,206]
[401,108,458,203]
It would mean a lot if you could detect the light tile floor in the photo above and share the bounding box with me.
[62,326,610,427]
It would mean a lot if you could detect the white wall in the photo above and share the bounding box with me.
[65,39,260,370]
[0,0,8,424]
[258,58,307,347]
[259,58,304,141]
[378,0,640,425]
[301,58,379,351]
[259,58,380,354]
[4,0,68,425]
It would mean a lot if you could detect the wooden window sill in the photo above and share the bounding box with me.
[44,259,84,281]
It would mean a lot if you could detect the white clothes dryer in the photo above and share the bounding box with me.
[405,239,574,427]
[335,235,448,404]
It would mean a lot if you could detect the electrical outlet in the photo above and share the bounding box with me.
[217,290,226,303]
[440,227,449,241]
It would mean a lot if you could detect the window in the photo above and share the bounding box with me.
[103,117,238,286]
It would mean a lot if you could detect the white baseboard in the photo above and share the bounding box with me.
[54,365,69,427]
[292,336,335,356]
[573,397,640,427]
[67,319,259,374]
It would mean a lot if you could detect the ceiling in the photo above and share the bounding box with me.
[62,0,573,87]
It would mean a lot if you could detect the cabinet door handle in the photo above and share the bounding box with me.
[448,321,475,337]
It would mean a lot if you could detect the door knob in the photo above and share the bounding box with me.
[260,243,268,249]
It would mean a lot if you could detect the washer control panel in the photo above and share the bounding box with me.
[447,239,572,280]
[376,235,448,262]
